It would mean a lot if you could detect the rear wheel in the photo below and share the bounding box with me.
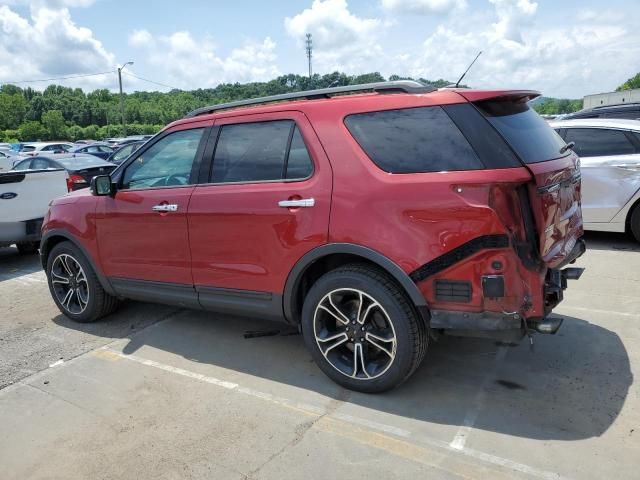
[16,241,39,255]
[630,205,640,243]
[301,264,427,393]
[46,241,119,323]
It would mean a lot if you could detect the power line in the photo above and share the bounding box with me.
[1,70,115,85]
[122,71,181,91]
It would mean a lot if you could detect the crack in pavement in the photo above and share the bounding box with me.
[245,388,351,479]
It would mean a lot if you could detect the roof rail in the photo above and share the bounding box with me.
[184,80,434,118]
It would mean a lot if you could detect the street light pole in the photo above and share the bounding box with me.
[117,61,134,135]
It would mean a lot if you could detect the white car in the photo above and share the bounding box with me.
[21,142,74,156]
[550,119,640,242]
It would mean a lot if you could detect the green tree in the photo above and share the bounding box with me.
[616,72,640,91]
[67,125,84,142]
[19,121,47,141]
[0,93,28,130]
[41,110,67,140]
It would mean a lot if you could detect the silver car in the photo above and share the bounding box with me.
[550,119,640,242]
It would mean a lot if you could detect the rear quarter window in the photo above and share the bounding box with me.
[476,99,567,164]
[344,106,484,173]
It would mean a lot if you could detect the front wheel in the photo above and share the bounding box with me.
[46,241,120,323]
[16,241,39,255]
[301,264,427,393]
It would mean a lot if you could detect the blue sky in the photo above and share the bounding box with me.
[1,0,639,98]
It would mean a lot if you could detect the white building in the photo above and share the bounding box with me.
[583,89,640,109]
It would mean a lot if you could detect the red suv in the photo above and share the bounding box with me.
[41,81,585,393]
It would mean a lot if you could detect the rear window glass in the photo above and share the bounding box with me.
[476,100,567,164]
[344,106,483,173]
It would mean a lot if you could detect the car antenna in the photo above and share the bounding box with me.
[454,51,482,88]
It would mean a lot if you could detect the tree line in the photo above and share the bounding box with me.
[0,72,451,142]
[3,69,637,143]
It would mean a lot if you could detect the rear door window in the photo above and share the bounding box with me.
[211,121,313,183]
[344,106,483,173]
[564,128,637,157]
[475,99,567,163]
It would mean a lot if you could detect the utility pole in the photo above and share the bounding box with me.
[305,34,313,79]
[117,61,134,135]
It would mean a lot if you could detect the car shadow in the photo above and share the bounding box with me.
[583,231,640,252]
[0,246,42,282]
[54,304,632,442]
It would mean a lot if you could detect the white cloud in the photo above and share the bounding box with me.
[127,30,280,89]
[0,4,116,89]
[128,29,154,48]
[489,0,537,43]
[401,0,640,97]
[284,0,385,73]
[381,0,466,15]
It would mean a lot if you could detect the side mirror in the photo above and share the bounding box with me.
[90,175,114,196]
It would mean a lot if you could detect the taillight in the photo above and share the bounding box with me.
[66,174,86,192]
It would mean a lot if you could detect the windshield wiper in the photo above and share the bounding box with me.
[559,141,575,154]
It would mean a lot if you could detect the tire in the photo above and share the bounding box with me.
[630,205,640,243]
[301,264,427,393]
[46,241,120,323]
[16,241,39,255]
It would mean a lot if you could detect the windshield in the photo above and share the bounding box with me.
[476,99,568,164]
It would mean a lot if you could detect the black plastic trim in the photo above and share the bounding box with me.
[197,285,284,321]
[111,277,200,309]
[410,235,510,283]
[283,243,428,324]
[40,229,116,296]
[435,279,472,302]
[430,309,521,330]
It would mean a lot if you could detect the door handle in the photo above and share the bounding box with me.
[152,204,178,212]
[278,198,315,208]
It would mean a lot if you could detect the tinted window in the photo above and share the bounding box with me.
[13,160,31,170]
[286,127,313,179]
[122,128,204,190]
[211,120,293,183]
[344,106,483,173]
[477,100,567,164]
[564,128,637,157]
[31,158,50,169]
[112,144,136,163]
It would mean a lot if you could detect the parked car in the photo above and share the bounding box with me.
[21,142,74,156]
[69,143,114,160]
[0,168,68,254]
[40,81,585,393]
[563,103,640,121]
[106,140,145,165]
[550,118,640,241]
[12,154,116,191]
[0,148,21,171]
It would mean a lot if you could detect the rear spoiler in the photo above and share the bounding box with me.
[455,90,541,103]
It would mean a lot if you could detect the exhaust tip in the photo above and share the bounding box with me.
[532,316,563,334]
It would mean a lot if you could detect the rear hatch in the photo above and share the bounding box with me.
[462,91,584,268]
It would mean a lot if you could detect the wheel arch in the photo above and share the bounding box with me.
[40,230,116,295]
[283,243,428,325]
[625,195,640,234]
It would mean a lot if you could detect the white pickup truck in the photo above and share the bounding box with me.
[0,169,68,254]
